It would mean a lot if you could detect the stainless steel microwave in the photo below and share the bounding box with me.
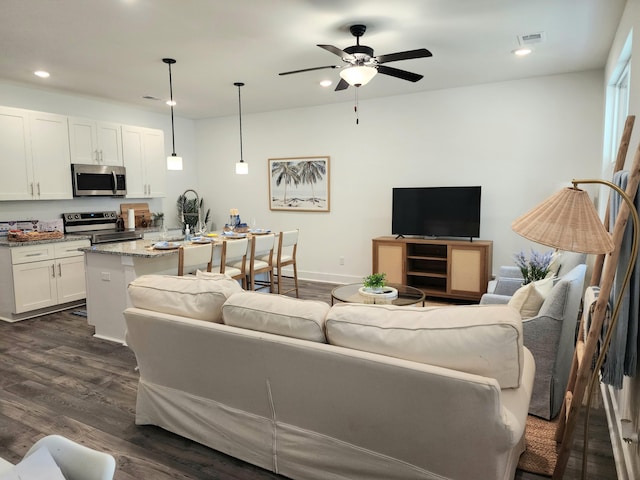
[71,164,127,197]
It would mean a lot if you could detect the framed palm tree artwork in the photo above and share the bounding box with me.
[268,156,330,212]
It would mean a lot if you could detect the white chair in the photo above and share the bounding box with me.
[266,230,299,297]
[220,237,248,289]
[177,243,213,276]
[0,434,116,480]
[246,233,275,292]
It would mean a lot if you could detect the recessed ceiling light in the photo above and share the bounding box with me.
[166,100,176,106]
[320,80,332,87]
[34,70,50,78]
[512,48,532,56]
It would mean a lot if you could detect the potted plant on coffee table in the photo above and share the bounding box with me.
[363,273,387,293]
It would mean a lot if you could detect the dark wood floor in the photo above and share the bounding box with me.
[0,280,617,479]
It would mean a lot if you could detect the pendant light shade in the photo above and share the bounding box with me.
[163,58,183,171]
[234,82,248,175]
[340,65,377,87]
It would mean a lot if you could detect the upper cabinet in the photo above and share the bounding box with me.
[122,125,166,198]
[0,107,72,201]
[68,117,123,166]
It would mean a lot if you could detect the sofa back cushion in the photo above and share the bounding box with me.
[325,303,524,388]
[222,291,329,342]
[128,274,242,323]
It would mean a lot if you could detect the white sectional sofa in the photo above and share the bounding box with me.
[123,274,535,480]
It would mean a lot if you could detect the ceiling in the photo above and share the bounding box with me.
[1,0,627,119]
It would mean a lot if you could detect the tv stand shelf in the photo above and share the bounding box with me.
[372,237,493,301]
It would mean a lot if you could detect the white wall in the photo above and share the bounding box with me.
[0,70,605,282]
[195,70,605,282]
[602,1,640,477]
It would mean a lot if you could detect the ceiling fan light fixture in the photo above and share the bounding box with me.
[340,65,377,87]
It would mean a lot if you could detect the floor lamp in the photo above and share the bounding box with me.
[512,179,639,479]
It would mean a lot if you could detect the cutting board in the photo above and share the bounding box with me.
[120,202,151,228]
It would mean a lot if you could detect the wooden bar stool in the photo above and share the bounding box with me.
[177,243,214,276]
[220,237,248,289]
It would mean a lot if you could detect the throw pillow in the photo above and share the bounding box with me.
[508,276,554,319]
[128,274,242,322]
[325,303,523,389]
[222,291,329,342]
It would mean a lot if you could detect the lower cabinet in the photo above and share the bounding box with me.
[8,240,90,314]
[372,236,493,301]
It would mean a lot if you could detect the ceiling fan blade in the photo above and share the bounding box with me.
[377,65,423,82]
[334,78,350,91]
[317,44,355,62]
[279,65,339,76]
[376,48,433,64]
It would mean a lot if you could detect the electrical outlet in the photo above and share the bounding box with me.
[339,256,344,265]
[101,272,111,281]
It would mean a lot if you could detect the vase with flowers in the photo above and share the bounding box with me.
[513,249,554,285]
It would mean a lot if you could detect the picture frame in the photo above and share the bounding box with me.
[268,156,330,212]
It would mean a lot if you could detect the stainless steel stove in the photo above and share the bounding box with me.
[62,211,143,244]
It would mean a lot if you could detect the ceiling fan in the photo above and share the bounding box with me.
[279,24,433,91]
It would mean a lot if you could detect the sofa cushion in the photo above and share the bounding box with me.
[325,303,524,388]
[508,276,554,319]
[222,291,329,342]
[128,274,242,323]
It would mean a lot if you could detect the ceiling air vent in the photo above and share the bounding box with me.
[517,32,546,45]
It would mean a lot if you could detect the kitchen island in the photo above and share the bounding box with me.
[82,238,222,343]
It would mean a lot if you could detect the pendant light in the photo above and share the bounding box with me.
[163,58,183,171]
[235,82,248,175]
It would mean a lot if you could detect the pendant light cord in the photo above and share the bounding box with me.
[163,58,178,156]
[235,82,245,162]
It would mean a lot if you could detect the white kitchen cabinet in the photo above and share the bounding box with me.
[8,239,90,315]
[0,106,33,200]
[28,111,73,199]
[0,107,73,201]
[68,117,123,166]
[122,125,166,198]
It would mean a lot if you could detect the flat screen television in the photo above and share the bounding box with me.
[392,186,481,239]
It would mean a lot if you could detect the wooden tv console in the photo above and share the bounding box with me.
[372,237,493,302]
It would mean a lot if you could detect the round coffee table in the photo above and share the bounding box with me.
[331,283,425,306]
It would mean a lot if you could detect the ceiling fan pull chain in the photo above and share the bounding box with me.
[355,88,359,125]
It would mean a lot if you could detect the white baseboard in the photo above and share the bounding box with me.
[600,382,640,480]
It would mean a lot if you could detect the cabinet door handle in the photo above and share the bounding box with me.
[37,182,41,196]
[30,182,34,196]
[100,150,103,162]
[95,149,100,162]
[51,264,56,278]
[25,252,43,257]
[58,263,62,277]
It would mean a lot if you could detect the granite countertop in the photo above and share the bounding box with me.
[80,239,182,258]
[0,234,91,247]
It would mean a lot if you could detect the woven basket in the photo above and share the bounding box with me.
[8,231,64,242]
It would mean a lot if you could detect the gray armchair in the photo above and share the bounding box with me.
[481,261,587,419]
[482,251,586,304]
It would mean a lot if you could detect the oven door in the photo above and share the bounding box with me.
[72,164,127,196]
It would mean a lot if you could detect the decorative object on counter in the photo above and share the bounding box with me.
[513,249,555,285]
[362,272,387,293]
[127,208,136,229]
[120,203,151,228]
[8,230,64,242]
[178,189,210,235]
[234,82,248,175]
[163,58,183,171]
[268,156,330,212]
[151,212,164,228]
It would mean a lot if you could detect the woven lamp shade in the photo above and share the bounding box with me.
[512,187,614,254]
